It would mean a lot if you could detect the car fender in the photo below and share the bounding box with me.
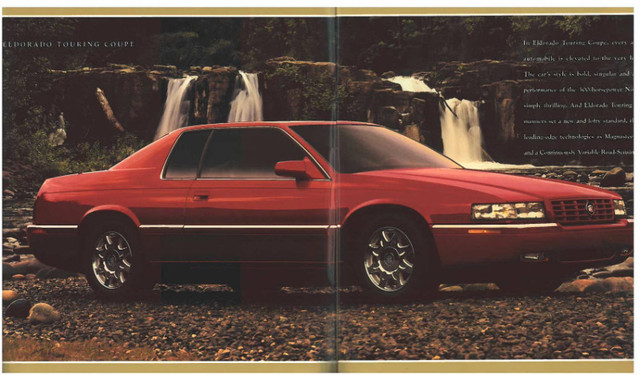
[341,198,431,226]
[81,205,142,228]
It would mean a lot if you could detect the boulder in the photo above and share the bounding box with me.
[27,303,60,324]
[602,277,633,293]
[3,263,17,279]
[376,106,402,129]
[600,167,626,187]
[439,285,463,292]
[12,259,49,275]
[557,279,598,293]
[380,71,396,79]
[463,283,499,292]
[3,290,19,305]
[6,299,31,318]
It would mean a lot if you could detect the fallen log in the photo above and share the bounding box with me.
[95,87,125,132]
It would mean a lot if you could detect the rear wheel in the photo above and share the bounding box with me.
[353,214,438,301]
[84,221,153,299]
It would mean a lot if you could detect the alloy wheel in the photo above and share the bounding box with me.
[364,226,415,292]
[91,231,133,290]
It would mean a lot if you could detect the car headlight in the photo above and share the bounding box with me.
[613,199,627,217]
[471,202,546,220]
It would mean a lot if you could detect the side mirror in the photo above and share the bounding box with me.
[275,157,323,180]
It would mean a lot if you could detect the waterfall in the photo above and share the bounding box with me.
[439,98,484,164]
[228,71,263,122]
[386,75,490,166]
[154,76,197,140]
[385,76,437,93]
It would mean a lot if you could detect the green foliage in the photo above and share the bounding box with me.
[4,113,146,197]
[266,62,345,120]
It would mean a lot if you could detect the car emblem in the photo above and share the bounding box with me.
[585,201,596,216]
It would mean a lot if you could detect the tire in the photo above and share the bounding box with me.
[83,220,153,299]
[351,213,439,301]
[497,277,564,295]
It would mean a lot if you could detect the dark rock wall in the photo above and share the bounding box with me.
[41,58,631,165]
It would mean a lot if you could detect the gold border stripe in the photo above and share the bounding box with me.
[3,360,633,373]
[2,7,633,17]
[2,7,335,16]
[337,7,634,15]
[338,360,634,373]
[3,362,335,373]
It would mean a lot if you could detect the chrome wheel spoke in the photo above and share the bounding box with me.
[92,230,133,290]
[364,226,415,293]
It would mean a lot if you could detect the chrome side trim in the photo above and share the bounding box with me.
[139,225,183,229]
[184,224,340,230]
[139,224,341,230]
[28,225,78,230]
[432,223,558,229]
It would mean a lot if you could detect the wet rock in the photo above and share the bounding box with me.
[602,277,633,293]
[463,283,499,292]
[557,279,598,293]
[3,189,16,199]
[37,267,78,279]
[3,290,19,305]
[380,71,396,79]
[13,259,49,275]
[3,263,17,279]
[440,285,464,292]
[6,299,31,318]
[3,254,20,262]
[27,303,60,324]
[600,167,626,187]
[376,106,402,129]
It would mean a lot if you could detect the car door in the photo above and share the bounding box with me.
[140,129,211,261]
[177,126,333,263]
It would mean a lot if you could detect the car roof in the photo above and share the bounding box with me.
[171,120,378,134]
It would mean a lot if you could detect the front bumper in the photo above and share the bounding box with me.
[430,218,633,268]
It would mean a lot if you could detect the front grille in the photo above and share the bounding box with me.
[551,199,615,225]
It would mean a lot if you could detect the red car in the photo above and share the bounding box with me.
[27,121,633,299]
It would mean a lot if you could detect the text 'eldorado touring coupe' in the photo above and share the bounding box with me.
[27,122,633,299]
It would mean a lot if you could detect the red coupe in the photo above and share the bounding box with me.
[27,122,633,299]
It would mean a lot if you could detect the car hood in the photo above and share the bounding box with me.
[356,167,619,201]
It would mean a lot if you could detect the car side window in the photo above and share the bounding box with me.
[200,128,306,179]
[163,130,211,179]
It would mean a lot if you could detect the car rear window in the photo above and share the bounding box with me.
[163,130,211,179]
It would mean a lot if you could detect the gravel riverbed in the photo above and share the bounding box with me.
[2,277,633,361]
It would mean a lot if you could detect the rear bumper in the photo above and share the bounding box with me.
[26,225,81,272]
[430,219,633,269]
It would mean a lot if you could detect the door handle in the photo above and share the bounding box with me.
[193,191,209,201]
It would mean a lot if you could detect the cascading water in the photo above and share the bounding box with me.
[385,76,437,93]
[439,98,484,164]
[386,75,491,166]
[154,76,197,140]
[228,71,263,122]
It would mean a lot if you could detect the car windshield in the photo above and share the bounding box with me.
[291,124,461,173]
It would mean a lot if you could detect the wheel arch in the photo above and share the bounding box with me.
[340,203,440,262]
[78,206,140,241]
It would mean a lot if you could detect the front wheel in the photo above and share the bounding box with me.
[354,214,439,301]
[84,221,151,299]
